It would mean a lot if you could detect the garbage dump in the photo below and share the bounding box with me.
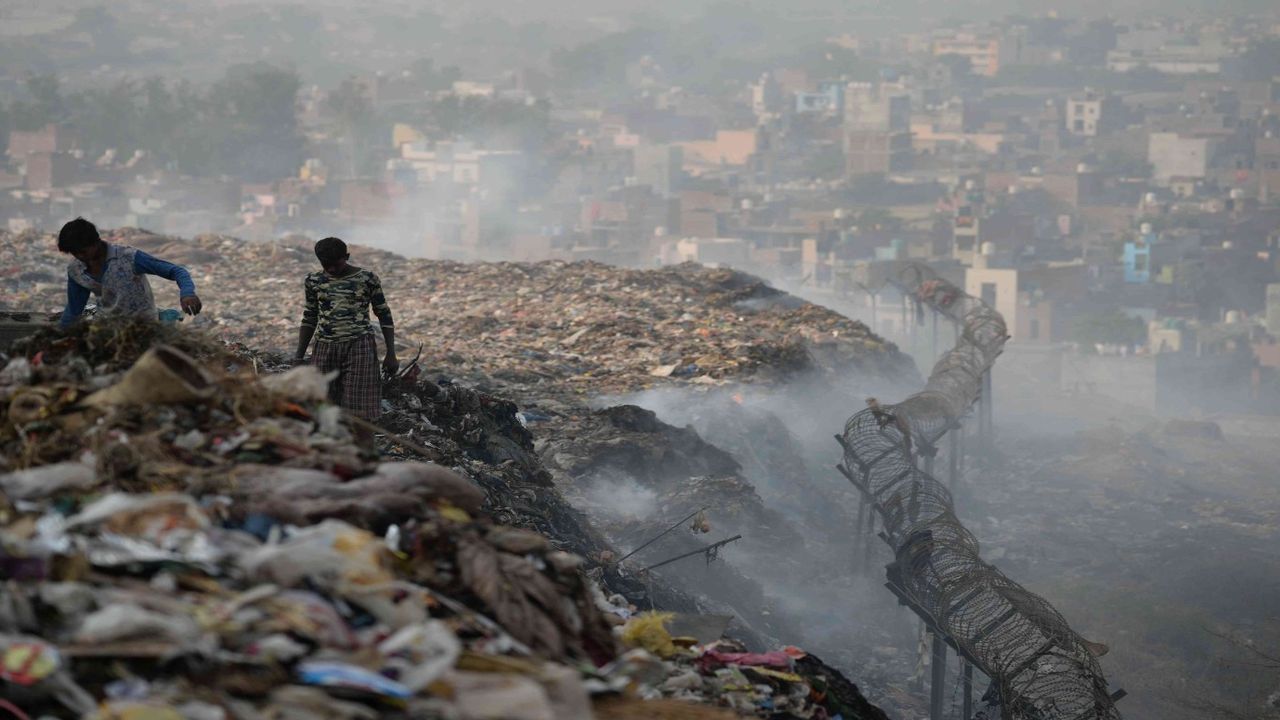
[2,227,924,711]
[0,228,917,403]
[0,317,891,719]
[838,264,1123,720]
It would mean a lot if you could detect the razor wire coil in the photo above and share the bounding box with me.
[840,263,1121,720]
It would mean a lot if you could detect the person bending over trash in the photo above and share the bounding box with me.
[295,237,398,441]
[57,217,202,328]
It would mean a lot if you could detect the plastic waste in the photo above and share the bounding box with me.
[620,612,677,659]
[444,670,556,720]
[295,661,412,699]
[239,520,427,628]
[378,620,461,692]
[0,461,96,501]
[260,366,337,403]
[83,345,216,408]
[74,603,201,645]
[0,357,32,385]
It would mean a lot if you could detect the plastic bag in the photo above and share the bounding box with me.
[74,603,201,645]
[261,366,337,403]
[296,661,412,699]
[378,620,461,692]
[0,357,32,385]
[239,520,426,628]
[83,345,216,408]
[0,461,96,500]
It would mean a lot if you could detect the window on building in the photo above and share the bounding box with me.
[1074,119,1084,131]
[981,282,997,307]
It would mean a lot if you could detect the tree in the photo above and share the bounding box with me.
[206,63,305,181]
[79,80,142,156]
[326,78,376,177]
[9,74,67,130]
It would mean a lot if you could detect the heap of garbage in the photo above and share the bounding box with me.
[0,228,915,403]
[0,318,890,720]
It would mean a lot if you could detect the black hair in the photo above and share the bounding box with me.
[315,236,348,264]
[57,217,101,254]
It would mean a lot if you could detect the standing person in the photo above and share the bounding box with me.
[295,237,398,443]
[57,217,202,327]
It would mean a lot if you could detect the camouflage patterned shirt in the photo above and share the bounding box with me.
[301,268,394,343]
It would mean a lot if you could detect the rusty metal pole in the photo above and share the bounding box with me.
[863,502,876,572]
[963,661,974,720]
[949,424,960,492]
[932,308,939,363]
[981,368,994,459]
[901,293,909,348]
[930,632,947,720]
[853,494,866,574]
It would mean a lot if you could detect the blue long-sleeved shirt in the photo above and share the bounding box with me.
[60,250,197,327]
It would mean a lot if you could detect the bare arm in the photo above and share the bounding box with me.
[296,324,317,362]
[297,276,318,361]
[370,273,398,370]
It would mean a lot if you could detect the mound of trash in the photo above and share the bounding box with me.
[0,228,914,402]
[0,320,888,720]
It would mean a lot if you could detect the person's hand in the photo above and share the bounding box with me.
[181,295,203,316]
[383,355,400,377]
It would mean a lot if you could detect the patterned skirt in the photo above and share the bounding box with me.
[311,333,381,419]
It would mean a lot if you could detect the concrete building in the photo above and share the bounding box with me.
[677,130,758,174]
[24,152,78,190]
[931,32,1003,77]
[632,144,683,198]
[1258,135,1280,203]
[1149,132,1216,184]
[843,83,911,177]
[795,82,844,115]
[1123,231,1155,283]
[665,237,752,267]
[845,131,912,175]
[1106,50,1223,75]
[1267,283,1280,337]
[844,83,911,131]
[1065,91,1124,137]
[6,124,76,159]
[966,264,1019,339]
[751,73,783,117]
[400,141,525,201]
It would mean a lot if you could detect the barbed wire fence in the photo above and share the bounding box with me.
[837,263,1123,720]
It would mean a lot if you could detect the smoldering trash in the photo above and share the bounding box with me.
[0,317,888,720]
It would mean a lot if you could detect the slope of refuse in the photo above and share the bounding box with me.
[0,318,891,719]
[0,228,923,716]
[0,228,914,404]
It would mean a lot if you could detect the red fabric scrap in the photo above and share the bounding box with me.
[697,649,792,673]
